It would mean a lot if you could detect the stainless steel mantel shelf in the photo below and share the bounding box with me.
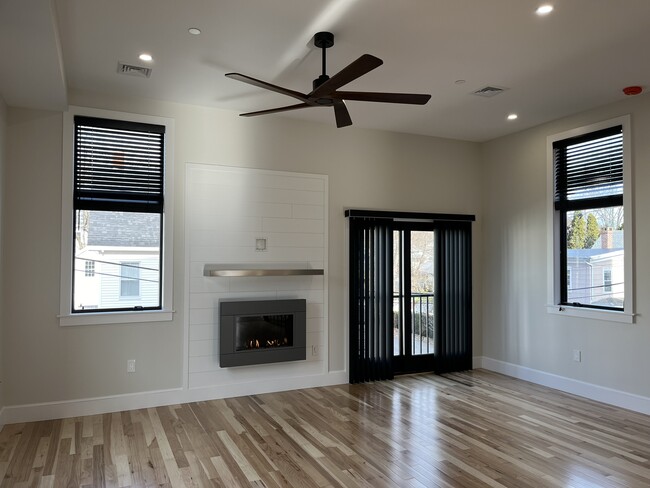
[203,265,324,277]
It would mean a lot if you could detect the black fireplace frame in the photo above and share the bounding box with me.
[219,299,306,367]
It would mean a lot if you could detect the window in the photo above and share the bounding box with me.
[603,268,612,293]
[120,262,140,297]
[71,116,164,313]
[548,115,633,321]
[60,107,174,326]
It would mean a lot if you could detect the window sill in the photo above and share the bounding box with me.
[59,310,174,327]
[546,305,634,324]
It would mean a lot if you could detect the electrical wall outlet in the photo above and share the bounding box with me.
[311,345,318,357]
[572,349,582,362]
[127,359,136,373]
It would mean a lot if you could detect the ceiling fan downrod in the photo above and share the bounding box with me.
[313,31,334,90]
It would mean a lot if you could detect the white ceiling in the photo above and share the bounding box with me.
[2,0,650,141]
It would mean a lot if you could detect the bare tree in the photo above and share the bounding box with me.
[410,232,434,293]
[593,206,624,230]
[75,210,90,250]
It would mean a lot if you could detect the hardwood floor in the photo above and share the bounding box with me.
[1,370,650,487]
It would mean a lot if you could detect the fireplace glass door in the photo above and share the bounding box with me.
[220,299,306,367]
[235,314,293,351]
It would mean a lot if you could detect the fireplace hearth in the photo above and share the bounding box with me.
[220,299,306,367]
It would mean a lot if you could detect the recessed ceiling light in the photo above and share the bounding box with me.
[536,4,554,15]
[507,113,518,121]
[188,27,201,35]
[139,53,153,62]
[455,79,466,85]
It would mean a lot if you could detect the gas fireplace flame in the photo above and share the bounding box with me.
[246,337,289,349]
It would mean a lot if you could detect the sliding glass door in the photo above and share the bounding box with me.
[346,210,473,383]
[393,223,436,373]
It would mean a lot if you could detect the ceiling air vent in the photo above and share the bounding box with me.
[472,85,507,97]
[117,62,152,78]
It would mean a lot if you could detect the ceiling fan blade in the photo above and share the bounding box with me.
[239,103,312,117]
[333,91,431,105]
[333,100,352,128]
[225,73,309,102]
[310,54,383,98]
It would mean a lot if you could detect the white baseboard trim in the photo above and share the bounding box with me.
[476,356,650,416]
[0,371,348,425]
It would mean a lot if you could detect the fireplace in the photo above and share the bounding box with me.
[219,299,306,367]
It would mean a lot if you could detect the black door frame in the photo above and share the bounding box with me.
[392,221,436,374]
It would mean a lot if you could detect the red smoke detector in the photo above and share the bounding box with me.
[623,86,643,96]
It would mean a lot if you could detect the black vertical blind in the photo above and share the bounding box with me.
[348,218,394,383]
[347,210,474,383]
[434,222,472,373]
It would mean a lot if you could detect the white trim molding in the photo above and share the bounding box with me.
[546,115,634,323]
[59,106,175,326]
[476,356,650,416]
[0,371,348,425]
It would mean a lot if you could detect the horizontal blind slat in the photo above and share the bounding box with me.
[74,116,165,210]
[554,126,622,206]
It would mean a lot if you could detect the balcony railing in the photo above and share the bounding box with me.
[393,292,434,355]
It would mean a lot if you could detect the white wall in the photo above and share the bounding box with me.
[481,93,650,400]
[0,89,482,417]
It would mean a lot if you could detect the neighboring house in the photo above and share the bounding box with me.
[74,212,161,310]
[567,229,624,307]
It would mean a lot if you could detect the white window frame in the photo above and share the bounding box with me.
[546,115,634,323]
[59,106,174,326]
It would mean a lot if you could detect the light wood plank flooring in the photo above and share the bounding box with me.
[1,370,650,487]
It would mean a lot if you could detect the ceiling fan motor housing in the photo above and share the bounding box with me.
[313,74,330,91]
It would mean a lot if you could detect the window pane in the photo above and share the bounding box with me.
[410,231,434,356]
[393,231,401,356]
[73,210,161,311]
[565,206,623,308]
[120,262,140,297]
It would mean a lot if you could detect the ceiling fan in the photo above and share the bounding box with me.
[225,32,431,128]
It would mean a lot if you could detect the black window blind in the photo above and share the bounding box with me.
[74,116,165,213]
[554,125,623,210]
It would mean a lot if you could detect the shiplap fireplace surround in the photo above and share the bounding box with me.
[186,164,328,392]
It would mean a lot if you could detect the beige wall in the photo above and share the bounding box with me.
[481,93,650,397]
[6,83,650,412]
[0,97,6,412]
[1,90,483,406]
